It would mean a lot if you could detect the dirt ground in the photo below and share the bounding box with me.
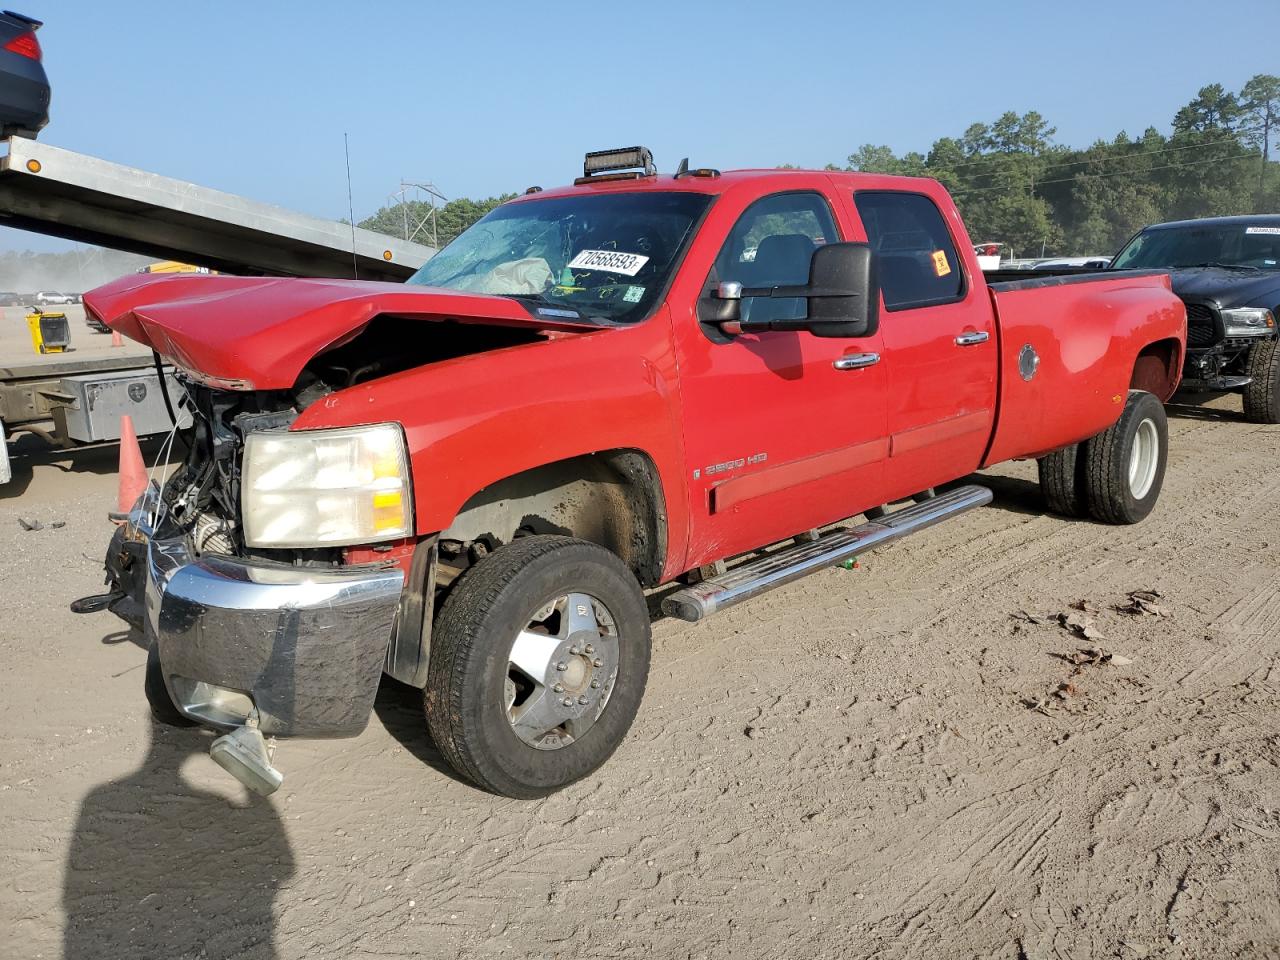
[1,393,1277,960]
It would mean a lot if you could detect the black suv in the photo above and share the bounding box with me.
[1111,215,1280,423]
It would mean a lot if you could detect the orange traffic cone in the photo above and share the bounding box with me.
[117,415,148,516]
[111,329,123,348]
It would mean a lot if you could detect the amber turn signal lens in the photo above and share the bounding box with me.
[25,159,41,173]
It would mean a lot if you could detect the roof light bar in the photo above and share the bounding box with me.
[583,146,656,179]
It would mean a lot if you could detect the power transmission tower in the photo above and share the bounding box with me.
[387,180,448,249]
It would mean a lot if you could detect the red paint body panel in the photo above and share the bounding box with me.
[836,179,1001,503]
[87,169,1186,582]
[290,315,693,582]
[663,172,890,567]
[982,273,1185,465]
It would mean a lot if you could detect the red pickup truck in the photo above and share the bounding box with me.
[82,148,1186,799]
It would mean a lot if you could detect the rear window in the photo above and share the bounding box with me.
[854,191,966,310]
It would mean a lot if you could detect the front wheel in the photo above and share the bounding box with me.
[1242,338,1280,425]
[424,535,651,798]
[1083,390,1168,525]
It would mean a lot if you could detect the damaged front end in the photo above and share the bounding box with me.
[86,377,408,794]
[74,273,601,794]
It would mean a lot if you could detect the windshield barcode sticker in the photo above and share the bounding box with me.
[568,249,650,276]
[1245,226,1280,235]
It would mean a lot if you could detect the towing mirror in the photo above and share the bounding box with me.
[707,242,880,339]
[803,242,879,339]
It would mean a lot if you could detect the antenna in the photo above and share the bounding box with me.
[344,132,358,279]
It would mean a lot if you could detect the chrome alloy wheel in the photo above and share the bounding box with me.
[1128,417,1159,499]
[504,593,619,750]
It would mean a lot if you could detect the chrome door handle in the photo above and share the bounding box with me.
[955,330,990,346]
[833,352,880,370]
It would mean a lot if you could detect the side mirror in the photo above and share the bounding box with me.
[704,242,880,339]
[803,242,879,339]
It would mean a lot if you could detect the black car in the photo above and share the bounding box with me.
[1111,215,1280,424]
[0,10,48,139]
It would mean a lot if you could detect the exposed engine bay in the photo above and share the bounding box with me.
[154,315,551,565]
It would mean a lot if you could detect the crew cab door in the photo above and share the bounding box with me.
[669,185,889,569]
[847,190,997,500]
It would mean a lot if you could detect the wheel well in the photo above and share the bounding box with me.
[439,450,667,587]
[1131,338,1182,401]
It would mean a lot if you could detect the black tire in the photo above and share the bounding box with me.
[1038,443,1089,518]
[1242,338,1280,425]
[424,535,651,798]
[144,643,196,728]
[1083,390,1168,525]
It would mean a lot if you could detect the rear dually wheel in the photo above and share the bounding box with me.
[1083,390,1168,525]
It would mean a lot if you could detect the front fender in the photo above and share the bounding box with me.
[292,321,690,581]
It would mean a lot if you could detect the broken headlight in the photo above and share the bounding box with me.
[241,424,413,548]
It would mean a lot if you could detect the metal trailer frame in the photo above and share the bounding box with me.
[0,354,181,441]
[0,139,435,281]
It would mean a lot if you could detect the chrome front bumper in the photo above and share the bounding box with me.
[127,490,405,738]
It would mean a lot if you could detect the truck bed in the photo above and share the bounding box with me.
[981,269,1183,465]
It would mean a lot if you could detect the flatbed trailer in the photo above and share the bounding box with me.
[0,138,437,484]
[0,139,433,279]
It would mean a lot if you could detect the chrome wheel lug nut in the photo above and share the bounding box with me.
[591,679,601,689]
[585,644,595,655]
[562,697,574,707]
[578,695,589,705]
[556,661,567,671]
[592,658,603,668]
[569,645,581,655]
[553,683,564,693]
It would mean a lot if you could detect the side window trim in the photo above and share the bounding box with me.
[853,189,967,312]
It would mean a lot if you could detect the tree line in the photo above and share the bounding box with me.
[816,74,1279,258]
[359,194,515,251]
[357,75,1278,261]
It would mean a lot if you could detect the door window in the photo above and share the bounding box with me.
[714,192,839,325]
[854,191,965,310]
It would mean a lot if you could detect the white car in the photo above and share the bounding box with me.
[34,291,76,305]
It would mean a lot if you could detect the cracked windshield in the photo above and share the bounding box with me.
[406,191,712,322]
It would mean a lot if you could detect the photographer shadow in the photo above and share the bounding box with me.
[63,716,295,959]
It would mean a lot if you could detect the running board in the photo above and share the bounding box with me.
[662,484,993,622]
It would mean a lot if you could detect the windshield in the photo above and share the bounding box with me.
[1112,223,1280,271]
[407,191,713,323]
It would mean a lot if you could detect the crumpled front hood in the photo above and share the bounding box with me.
[1169,268,1280,310]
[83,273,598,390]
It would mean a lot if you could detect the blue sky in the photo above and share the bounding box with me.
[4,0,1278,251]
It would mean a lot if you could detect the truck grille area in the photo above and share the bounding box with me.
[1184,302,1218,348]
